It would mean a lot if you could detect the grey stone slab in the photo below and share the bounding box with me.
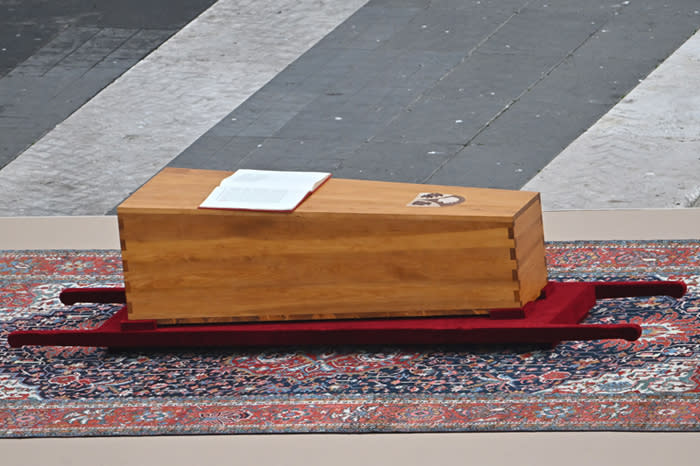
[371,108,485,145]
[426,81,628,187]
[31,67,95,98]
[268,45,341,86]
[560,6,700,67]
[284,48,464,126]
[522,0,622,16]
[211,113,265,137]
[223,101,271,124]
[107,29,176,60]
[475,6,606,58]
[54,28,137,69]
[171,136,267,170]
[298,91,399,125]
[5,0,700,215]
[48,32,180,109]
[373,52,560,146]
[0,128,47,169]
[524,29,700,209]
[366,0,433,8]
[369,50,466,90]
[234,110,301,137]
[372,74,518,145]
[209,137,271,169]
[334,141,461,182]
[422,143,532,189]
[234,137,359,172]
[0,21,58,77]
[1,0,214,76]
[538,55,653,106]
[0,0,216,174]
[243,87,319,112]
[427,95,608,189]
[515,5,700,106]
[0,73,63,100]
[91,56,144,72]
[380,7,515,52]
[0,114,31,128]
[11,30,145,102]
[274,114,379,143]
[0,24,181,170]
[424,51,557,103]
[240,155,345,173]
[90,0,217,29]
[363,4,612,145]
[354,4,425,19]
[313,6,422,50]
[434,0,531,11]
[298,92,352,118]
[220,91,317,136]
[426,94,613,189]
[205,89,319,140]
[49,69,131,112]
[286,48,380,95]
[6,27,101,77]
[425,0,700,190]
[0,87,73,121]
[168,137,232,168]
[250,137,360,161]
[352,86,425,116]
[161,0,700,186]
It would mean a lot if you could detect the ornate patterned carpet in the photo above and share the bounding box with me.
[1,241,698,437]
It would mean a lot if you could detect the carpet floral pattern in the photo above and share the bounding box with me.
[0,241,698,437]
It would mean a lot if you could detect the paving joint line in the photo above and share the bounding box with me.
[421,12,615,185]
[436,0,532,83]
[78,28,143,79]
[522,23,700,209]
[38,27,102,78]
[0,0,372,216]
[365,1,531,145]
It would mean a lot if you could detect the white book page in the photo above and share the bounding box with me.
[220,169,330,190]
[199,169,331,211]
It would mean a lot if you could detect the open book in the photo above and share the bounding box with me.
[199,169,331,212]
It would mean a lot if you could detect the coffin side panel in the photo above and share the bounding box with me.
[512,196,548,306]
[119,211,520,322]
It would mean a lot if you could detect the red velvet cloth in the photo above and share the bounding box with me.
[9,281,685,348]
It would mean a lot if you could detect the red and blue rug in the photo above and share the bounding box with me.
[1,241,699,437]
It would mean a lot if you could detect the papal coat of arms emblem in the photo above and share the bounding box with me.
[407,192,465,207]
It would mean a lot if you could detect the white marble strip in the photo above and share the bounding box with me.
[523,29,700,210]
[0,0,368,216]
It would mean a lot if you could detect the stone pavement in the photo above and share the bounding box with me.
[0,0,698,215]
[0,0,367,215]
[0,0,216,169]
[524,31,700,209]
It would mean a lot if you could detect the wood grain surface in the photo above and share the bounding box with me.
[118,168,547,323]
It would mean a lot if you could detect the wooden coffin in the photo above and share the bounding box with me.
[117,168,548,324]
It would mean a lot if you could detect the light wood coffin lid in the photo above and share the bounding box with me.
[118,167,540,222]
[117,168,545,323]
